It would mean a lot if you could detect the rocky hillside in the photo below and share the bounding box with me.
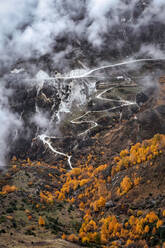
[0,70,165,247]
[1,1,165,247]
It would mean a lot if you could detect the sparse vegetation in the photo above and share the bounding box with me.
[0,133,165,247]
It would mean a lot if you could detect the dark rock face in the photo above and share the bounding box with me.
[156,104,165,116]
[10,86,37,114]
[36,83,61,114]
[155,105,165,133]
[136,92,149,106]
[121,105,139,120]
[5,77,62,159]
[138,109,160,139]
[137,105,165,139]
[4,69,95,160]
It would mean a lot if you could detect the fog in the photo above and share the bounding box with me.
[0,0,165,68]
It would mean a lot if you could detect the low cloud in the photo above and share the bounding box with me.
[31,111,50,130]
[0,83,22,167]
[0,0,165,70]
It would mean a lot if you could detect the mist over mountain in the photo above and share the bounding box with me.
[0,0,165,72]
[1,1,165,247]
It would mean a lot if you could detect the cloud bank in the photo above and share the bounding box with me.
[0,83,22,167]
[0,0,165,70]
